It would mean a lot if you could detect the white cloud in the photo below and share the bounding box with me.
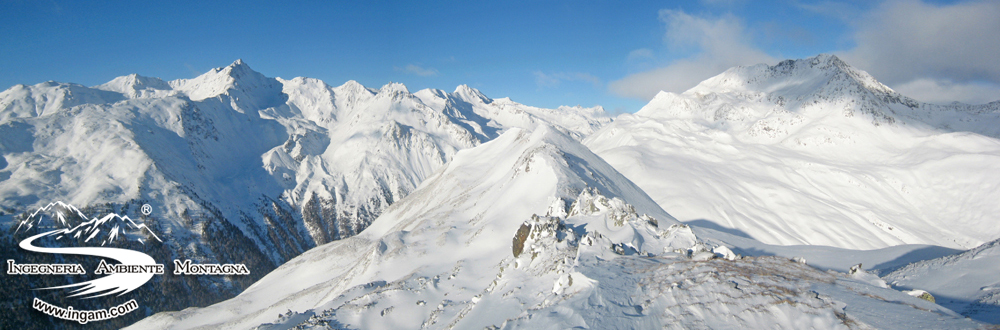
[627,48,654,61]
[534,71,601,90]
[793,0,860,22]
[840,0,1000,85]
[699,0,747,7]
[609,9,774,100]
[534,71,560,88]
[396,64,439,77]
[892,78,1000,105]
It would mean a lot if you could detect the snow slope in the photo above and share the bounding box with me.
[690,225,963,275]
[128,127,984,330]
[586,54,1000,250]
[884,238,1000,324]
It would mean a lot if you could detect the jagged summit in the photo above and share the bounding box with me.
[169,59,285,111]
[219,59,265,83]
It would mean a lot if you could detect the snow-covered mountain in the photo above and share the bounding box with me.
[128,127,984,329]
[586,54,1000,250]
[0,60,610,327]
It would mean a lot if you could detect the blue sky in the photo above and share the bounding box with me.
[1,0,997,112]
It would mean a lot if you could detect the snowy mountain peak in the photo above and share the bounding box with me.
[378,81,409,95]
[169,59,284,111]
[95,73,172,98]
[223,59,258,77]
[221,59,261,80]
[102,73,170,89]
[635,54,926,129]
[333,79,376,98]
[798,53,845,68]
[336,79,366,91]
[452,84,491,104]
[413,87,448,100]
[689,53,892,97]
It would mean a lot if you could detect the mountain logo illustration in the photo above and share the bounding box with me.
[11,201,163,299]
[7,201,249,324]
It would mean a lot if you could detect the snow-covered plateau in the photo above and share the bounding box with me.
[3,55,1000,328]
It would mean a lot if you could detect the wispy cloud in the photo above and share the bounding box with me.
[792,0,861,22]
[609,9,775,100]
[395,64,439,77]
[893,78,1000,105]
[184,63,201,77]
[626,48,654,61]
[533,71,601,90]
[841,0,1000,84]
[699,0,747,7]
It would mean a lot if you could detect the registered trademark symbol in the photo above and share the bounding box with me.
[141,204,152,216]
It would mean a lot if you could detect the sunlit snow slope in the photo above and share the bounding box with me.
[586,54,1000,250]
[129,127,983,330]
[885,237,1000,324]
